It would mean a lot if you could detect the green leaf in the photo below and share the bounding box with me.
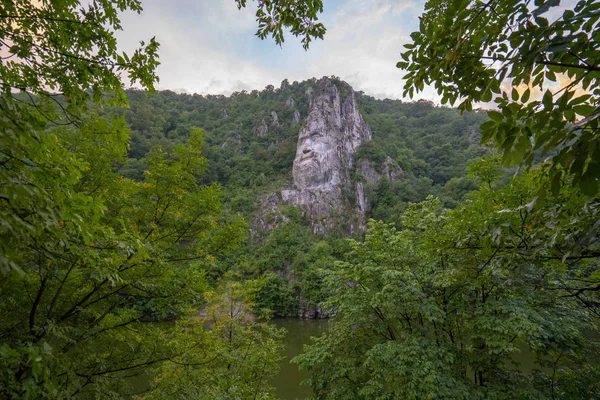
[564,109,575,121]
[488,110,503,122]
[543,90,553,110]
[482,90,493,102]
[580,170,599,195]
[533,0,560,16]
[574,104,596,117]
[570,94,591,106]
[480,120,496,131]
[551,171,561,196]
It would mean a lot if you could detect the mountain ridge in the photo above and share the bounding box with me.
[114,76,488,231]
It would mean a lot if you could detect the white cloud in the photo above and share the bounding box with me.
[297,0,435,100]
[115,0,433,100]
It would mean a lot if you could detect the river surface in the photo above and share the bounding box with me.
[267,319,544,400]
[270,318,329,400]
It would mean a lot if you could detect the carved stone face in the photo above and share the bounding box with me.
[300,138,315,161]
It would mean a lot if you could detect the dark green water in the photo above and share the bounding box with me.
[270,318,329,400]
[267,319,546,400]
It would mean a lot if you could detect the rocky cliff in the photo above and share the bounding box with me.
[281,77,372,234]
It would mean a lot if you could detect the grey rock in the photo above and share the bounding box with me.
[293,110,301,125]
[251,193,289,237]
[306,86,314,108]
[253,119,269,136]
[285,97,295,108]
[356,157,403,183]
[262,193,280,208]
[282,77,372,234]
[281,189,299,204]
[297,302,331,319]
[271,111,279,127]
[383,157,403,181]
[356,159,380,183]
[356,182,367,214]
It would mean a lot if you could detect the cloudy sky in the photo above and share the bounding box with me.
[116,0,432,100]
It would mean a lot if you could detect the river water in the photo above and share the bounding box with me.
[270,318,329,400]
[267,319,546,400]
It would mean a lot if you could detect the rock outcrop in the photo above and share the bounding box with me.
[292,110,301,125]
[252,193,289,236]
[297,302,331,319]
[305,87,314,108]
[253,119,268,136]
[282,77,372,234]
[356,158,403,184]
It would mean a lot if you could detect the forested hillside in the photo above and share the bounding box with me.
[99,79,490,317]
[112,79,488,217]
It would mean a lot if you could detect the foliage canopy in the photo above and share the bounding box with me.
[0,0,159,118]
[397,0,600,195]
[0,1,290,398]
[296,160,600,399]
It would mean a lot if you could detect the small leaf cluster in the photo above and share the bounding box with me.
[235,0,326,49]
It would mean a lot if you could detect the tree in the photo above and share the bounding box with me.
[1,0,162,274]
[397,0,600,195]
[0,2,298,396]
[278,1,600,397]
[295,160,600,399]
[0,0,331,397]
[145,277,284,400]
[0,126,248,397]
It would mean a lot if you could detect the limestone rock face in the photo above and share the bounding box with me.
[285,97,295,108]
[253,119,268,136]
[305,87,314,108]
[282,77,372,234]
[252,193,289,236]
[293,110,301,125]
[355,181,367,214]
[271,111,279,127]
[356,158,403,183]
[356,159,380,183]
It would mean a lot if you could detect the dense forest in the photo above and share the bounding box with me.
[114,83,488,212]
[103,82,489,317]
[1,0,599,399]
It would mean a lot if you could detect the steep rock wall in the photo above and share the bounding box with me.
[281,77,372,234]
